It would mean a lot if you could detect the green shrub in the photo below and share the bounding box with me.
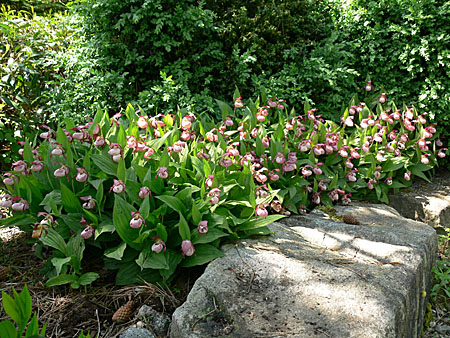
[332,0,450,162]
[0,5,77,169]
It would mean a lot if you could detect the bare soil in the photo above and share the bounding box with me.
[0,226,204,338]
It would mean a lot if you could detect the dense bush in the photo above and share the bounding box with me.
[329,0,450,160]
[0,5,75,170]
[0,85,446,285]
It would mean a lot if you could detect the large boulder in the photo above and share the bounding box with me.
[389,171,450,235]
[170,203,437,338]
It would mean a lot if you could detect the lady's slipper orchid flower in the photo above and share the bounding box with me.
[385,177,393,186]
[365,80,374,92]
[421,154,430,164]
[75,167,89,183]
[234,97,244,108]
[282,162,296,174]
[139,186,151,199]
[81,224,95,239]
[94,136,106,147]
[181,240,195,257]
[80,195,96,210]
[313,164,323,175]
[181,116,193,130]
[224,116,234,127]
[157,167,169,179]
[207,188,221,205]
[130,211,145,229]
[342,193,352,205]
[181,130,192,141]
[198,220,209,234]
[205,175,214,188]
[367,179,377,190]
[12,160,27,173]
[274,152,285,164]
[338,147,348,158]
[72,128,84,140]
[53,162,70,179]
[219,157,233,169]
[11,197,29,213]
[144,148,155,159]
[255,185,269,198]
[271,200,282,212]
[438,149,447,158]
[127,135,138,149]
[379,93,387,104]
[298,205,307,215]
[39,125,55,140]
[255,204,269,218]
[436,139,443,147]
[110,179,126,194]
[313,145,325,156]
[254,172,267,183]
[152,236,166,253]
[312,192,321,205]
[0,194,13,208]
[108,143,122,156]
[346,171,357,182]
[404,171,411,181]
[206,130,218,142]
[3,173,17,186]
[30,161,44,173]
[301,166,313,177]
[137,115,149,129]
[268,169,280,181]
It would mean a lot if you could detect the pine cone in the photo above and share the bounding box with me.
[112,300,134,323]
[343,214,360,225]
[0,266,11,281]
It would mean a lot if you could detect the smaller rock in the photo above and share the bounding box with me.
[119,327,155,338]
[137,305,171,336]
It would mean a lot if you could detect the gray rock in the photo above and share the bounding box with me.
[389,172,450,234]
[137,304,171,336]
[119,327,156,338]
[170,203,437,338]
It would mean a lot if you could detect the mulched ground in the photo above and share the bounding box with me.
[0,226,203,338]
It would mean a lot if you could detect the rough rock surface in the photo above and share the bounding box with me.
[119,327,156,338]
[170,203,437,338]
[137,304,171,336]
[389,171,450,234]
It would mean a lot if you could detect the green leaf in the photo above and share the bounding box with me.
[40,191,62,206]
[104,242,127,260]
[117,124,127,149]
[139,195,151,219]
[191,228,228,244]
[26,313,39,337]
[136,250,169,270]
[181,244,225,267]
[156,195,186,214]
[79,272,100,286]
[0,320,16,338]
[236,215,286,231]
[23,140,33,162]
[2,291,21,327]
[191,202,202,225]
[91,154,118,176]
[117,158,126,181]
[113,195,140,250]
[45,274,78,287]
[216,99,233,121]
[40,228,67,256]
[95,220,115,239]
[51,257,71,275]
[179,214,191,240]
[156,223,168,242]
[60,183,82,213]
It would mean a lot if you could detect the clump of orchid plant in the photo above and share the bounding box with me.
[0,84,446,287]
